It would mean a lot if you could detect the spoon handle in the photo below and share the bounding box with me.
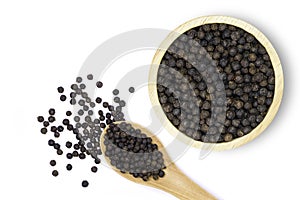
[154,165,217,200]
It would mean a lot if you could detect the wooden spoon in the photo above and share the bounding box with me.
[100,121,217,200]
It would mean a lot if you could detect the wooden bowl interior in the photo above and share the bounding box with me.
[148,16,284,151]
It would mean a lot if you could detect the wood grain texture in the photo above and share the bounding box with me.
[148,15,284,151]
[100,121,216,200]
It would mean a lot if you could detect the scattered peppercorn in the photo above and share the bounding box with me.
[48,116,55,123]
[74,144,80,150]
[41,128,47,134]
[54,143,60,150]
[38,73,130,188]
[50,160,56,166]
[66,153,73,159]
[112,89,119,95]
[96,81,103,88]
[50,126,57,132]
[62,119,70,125]
[95,159,101,164]
[57,149,63,155]
[103,102,109,108]
[87,74,93,80]
[52,170,59,177]
[57,87,64,93]
[37,116,44,122]
[95,97,102,104]
[76,77,82,83]
[79,84,86,90]
[128,87,135,93]
[43,121,49,127]
[66,164,72,171]
[91,166,98,173]
[57,126,64,132]
[60,95,67,101]
[49,108,55,116]
[79,153,86,160]
[66,111,72,116]
[48,139,55,146]
[66,141,72,148]
[82,180,89,187]
[114,97,120,103]
[119,100,126,107]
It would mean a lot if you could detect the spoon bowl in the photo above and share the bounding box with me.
[100,121,216,200]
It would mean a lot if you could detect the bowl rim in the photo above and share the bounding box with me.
[148,15,284,151]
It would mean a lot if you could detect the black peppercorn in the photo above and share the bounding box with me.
[70,92,76,98]
[96,97,102,104]
[82,180,89,187]
[95,159,101,164]
[112,89,119,95]
[50,160,56,166]
[91,166,98,173]
[114,97,120,103]
[62,119,70,125]
[43,121,49,127]
[74,144,80,150]
[66,111,72,116]
[57,125,64,132]
[54,143,60,150]
[57,86,64,93]
[102,102,109,108]
[50,126,57,132]
[76,77,82,83]
[67,125,73,131]
[57,149,63,155]
[119,100,126,107]
[66,164,72,171]
[96,81,103,88]
[129,87,135,93]
[54,132,60,138]
[79,83,86,90]
[71,84,78,90]
[49,108,55,116]
[108,105,114,111]
[78,109,84,116]
[52,170,59,177]
[40,128,47,134]
[60,95,66,101]
[72,151,79,157]
[87,74,93,80]
[48,139,55,146]
[66,141,72,148]
[158,170,165,178]
[79,153,86,159]
[37,116,44,122]
[66,153,73,159]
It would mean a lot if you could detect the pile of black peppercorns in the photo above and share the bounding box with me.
[104,122,166,181]
[157,23,275,143]
[37,74,133,187]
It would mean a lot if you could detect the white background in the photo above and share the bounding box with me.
[0,1,298,200]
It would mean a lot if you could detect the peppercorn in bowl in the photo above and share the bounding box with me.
[149,16,283,150]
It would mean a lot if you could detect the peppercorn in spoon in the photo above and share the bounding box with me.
[100,121,216,200]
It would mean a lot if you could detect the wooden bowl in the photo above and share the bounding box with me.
[148,16,284,151]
